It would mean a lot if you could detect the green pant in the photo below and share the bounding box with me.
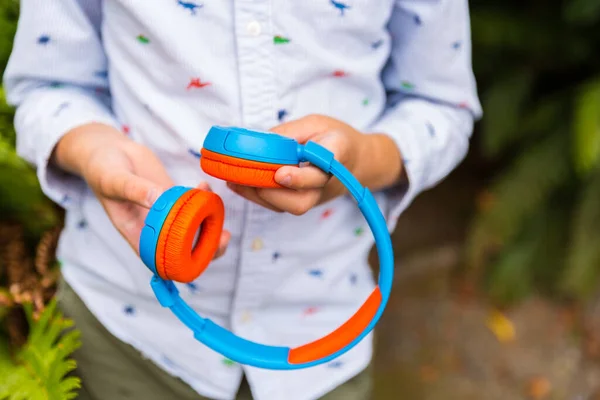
[57,279,373,400]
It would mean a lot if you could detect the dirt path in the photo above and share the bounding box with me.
[370,158,600,400]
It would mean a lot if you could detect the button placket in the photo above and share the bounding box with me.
[232,0,276,129]
[231,0,278,317]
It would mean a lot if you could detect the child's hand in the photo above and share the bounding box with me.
[54,123,231,257]
[227,115,404,215]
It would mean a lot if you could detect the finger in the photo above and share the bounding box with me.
[227,183,284,213]
[196,181,212,192]
[274,133,344,189]
[102,200,148,251]
[213,230,231,259]
[99,171,166,209]
[274,164,330,190]
[270,115,331,142]
[256,187,321,216]
[135,152,176,190]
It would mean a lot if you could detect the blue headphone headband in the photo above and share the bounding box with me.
[139,126,394,369]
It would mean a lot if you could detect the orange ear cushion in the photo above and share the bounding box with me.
[200,149,287,188]
[155,189,225,283]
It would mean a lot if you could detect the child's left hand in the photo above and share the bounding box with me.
[226,115,404,215]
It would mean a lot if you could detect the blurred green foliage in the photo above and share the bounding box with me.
[0,0,57,238]
[0,2,78,398]
[0,300,82,400]
[466,0,600,304]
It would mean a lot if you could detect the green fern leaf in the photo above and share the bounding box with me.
[572,77,600,176]
[0,299,82,400]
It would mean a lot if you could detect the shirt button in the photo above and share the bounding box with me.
[251,238,264,251]
[240,311,252,323]
[246,20,262,36]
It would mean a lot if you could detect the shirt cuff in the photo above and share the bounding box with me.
[13,85,120,209]
[368,99,474,232]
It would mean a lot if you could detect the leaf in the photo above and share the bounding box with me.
[486,310,516,343]
[519,96,566,138]
[481,70,534,157]
[485,238,535,305]
[484,202,570,305]
[0,135,58,235]
[0,299,82,400]
[564,0,600,25]
[572,77,600,176]
[466,130,571,271]
[562,166,600,299]
[526,376,552,399]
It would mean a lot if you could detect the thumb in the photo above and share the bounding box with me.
[100,170,169,209]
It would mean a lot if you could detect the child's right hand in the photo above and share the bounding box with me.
[53,123,230,258]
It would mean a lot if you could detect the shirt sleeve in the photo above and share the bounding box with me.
[2,0,121,209]
[369,0,483,231]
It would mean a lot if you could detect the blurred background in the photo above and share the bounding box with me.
[1,0,600,399]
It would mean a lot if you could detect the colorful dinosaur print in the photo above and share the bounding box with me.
[308,269,324,278]
[187,78,211,90]
[350,273,358,285]
[124,305,136,315]
[53,102,70,117]
[95,70,108,79]
[371,39,384,50]
[137,34,150,44]
[274,35,290,44]
[330,0,351,16]
[354,227,364,236]
[452,41,462,50]
[401,81,415,90]
[303,307,319,316]
[272,251,281,261]
[122,125,130,135]
[332,70,348,78]
[328,361,344,368]
[37,35,50,45]
[458,101,469,108]
[362,98,369,106]
[414,15,422,25]
[277,109,288,122]
[188,149,201,158]
[426,122,435,137]
[177,0,203,15]
[222,358,236,367]
[161,355,177,368]
[186,282,199,293]
[321,208,334,219]
[77,219,88,229]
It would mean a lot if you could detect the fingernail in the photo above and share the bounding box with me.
[279,175,292,187]
[146,188,158,207]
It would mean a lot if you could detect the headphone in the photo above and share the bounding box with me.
[139,126,394,370]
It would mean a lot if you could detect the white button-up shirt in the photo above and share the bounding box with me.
[3,1,481,399]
